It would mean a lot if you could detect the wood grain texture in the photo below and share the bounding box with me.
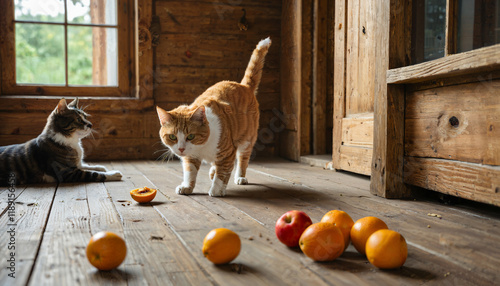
[341,115,373,147]
[371,0,411,198]
[103,161,212,285]
[0,186,55,286]
[387,44,500,84]
[332,0,347,168]
[312,0,328,155]
[2,159,500,284]
[405,80,500,165]
[404,157,500,207]
[338,145,372,176]
[300,0,313,156]
[29,184,127,285]
[280,0,300,161]
[325,0,335,154]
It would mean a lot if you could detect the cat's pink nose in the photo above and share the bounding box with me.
[178,148,185,153]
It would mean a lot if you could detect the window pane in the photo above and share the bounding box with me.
[413,0,447,64]
[68,0,117,25]
[457,0,500,53]
[424,0,447,61]
[15,0,64,23]
[15,23,65,84]
[67,26,118,86]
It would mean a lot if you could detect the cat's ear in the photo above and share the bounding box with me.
[56,98,68,113]
[191,106,207,124]
[156,106,172,126]
[68,98,79,108]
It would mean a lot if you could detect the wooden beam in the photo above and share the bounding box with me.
[312,0,328,155]
[387,44,500,84]
[280,0,302,161]
[405,157,500,207]
[405,80,500,166]
[371,0,412,198]
[331,0,347,169]
[445,0,458,56]
[300,0,313,156]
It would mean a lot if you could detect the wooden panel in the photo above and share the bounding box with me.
[345,0,375,115]
[312,0,328,155]
[155,34,280,70]
[0,113,159,139]
[387,44,500,84]
[405,80,500,165]
[280,0,301,161]
[338,145,372,176]
[341,115,373,147]
[345,0,360,116]
[325,0,335,154]
[405,157,500,207]
[0,97,154,113]
[155,1,281,35]
[371,0,411,198]
[332,0,347,168]
[0,135,160,161]
[300,0,313,156]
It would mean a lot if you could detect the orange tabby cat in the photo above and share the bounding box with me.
[156,37,271,196]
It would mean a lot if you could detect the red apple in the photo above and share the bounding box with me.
[275,210,313,247]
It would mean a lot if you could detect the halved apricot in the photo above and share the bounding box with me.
[130,187,157,203]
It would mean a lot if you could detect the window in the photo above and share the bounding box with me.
[0,0,136,97]
[412,0,500,64]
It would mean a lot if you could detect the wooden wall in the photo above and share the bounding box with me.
[153,0,281,158]
[0,0,281,161]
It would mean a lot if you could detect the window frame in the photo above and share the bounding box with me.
[0,0,136,98]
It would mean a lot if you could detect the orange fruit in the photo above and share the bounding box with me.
[320,210,354,250]
[86,231,127,270]
[298,222,345,261]
[350,216,388,255]
[366,229,408,269]
[202,228,241,264]
[130,187,157,203]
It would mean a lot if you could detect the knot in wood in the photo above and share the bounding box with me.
[449,116,459,127]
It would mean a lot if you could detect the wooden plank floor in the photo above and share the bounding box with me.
[1,158,500,285]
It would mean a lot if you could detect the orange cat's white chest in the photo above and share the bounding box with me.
[191,107,221,163]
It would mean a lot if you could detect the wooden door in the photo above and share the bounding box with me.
[331,0,380,176]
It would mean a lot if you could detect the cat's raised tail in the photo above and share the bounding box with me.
[241,37,272,94]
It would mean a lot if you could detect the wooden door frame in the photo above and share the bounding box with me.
[280,0,332,161]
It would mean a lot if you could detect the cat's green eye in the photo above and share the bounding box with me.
[186,134,195,141]
[169,134,177,141]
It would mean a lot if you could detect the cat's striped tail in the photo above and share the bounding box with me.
[241,37,272,94]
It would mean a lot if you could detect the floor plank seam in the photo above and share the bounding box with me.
[130,162,220,286]
[151,202,219,286]
[405,240,466,270]
[24,184,59,286]
[0,186,27,218]
[248,168,316,191]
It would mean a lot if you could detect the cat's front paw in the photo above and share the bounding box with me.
[105,170,122,181]
[234,177,248,185]
[176,185,194,195]
[208,178,227,197]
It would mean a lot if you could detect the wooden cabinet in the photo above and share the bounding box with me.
[374,0,500,206]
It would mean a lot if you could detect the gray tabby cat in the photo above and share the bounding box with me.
[0,98,122,185]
